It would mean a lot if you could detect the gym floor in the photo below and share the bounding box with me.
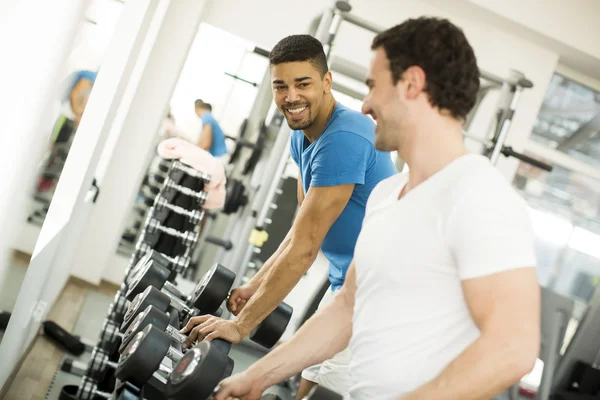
[0,268,118,400]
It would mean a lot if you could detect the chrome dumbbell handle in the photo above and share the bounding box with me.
[171,160,211,182]
[164,177,208,204]
[164,324,188,344]
[146,218,199,246]
[132,243,191,274]
[154,197,204,225]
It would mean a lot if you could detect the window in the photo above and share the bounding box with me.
[529,74,600,168]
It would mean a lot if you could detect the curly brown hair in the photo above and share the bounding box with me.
[372,17,480,120]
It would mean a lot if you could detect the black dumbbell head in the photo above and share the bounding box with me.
[121,286,171,332]
[116,325,172,389]
[166,341,230,400]
[189,264,235,314]
[119,305,170,353]
[125,259,171,301]
[249,302,293,349]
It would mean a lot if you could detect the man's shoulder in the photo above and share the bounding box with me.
[327,104,375,138]
[446,155,527,213]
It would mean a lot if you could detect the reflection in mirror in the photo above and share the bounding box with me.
[117,23,269,283]
[1,0,124,335]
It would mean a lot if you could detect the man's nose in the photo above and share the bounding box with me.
[286,87,300,103]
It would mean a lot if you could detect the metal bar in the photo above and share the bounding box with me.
[253,46,270,58]
[323,11,344,57]
[340,12,385,34]
[332,80,366,101]
[490,87,523,164]
[329,55,367,83]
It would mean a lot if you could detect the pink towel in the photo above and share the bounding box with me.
[157,138,226,210]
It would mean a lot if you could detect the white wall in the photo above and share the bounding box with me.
[469,0,600,61]
[201,0,560,181]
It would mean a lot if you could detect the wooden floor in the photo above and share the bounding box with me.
[1,275,118,400]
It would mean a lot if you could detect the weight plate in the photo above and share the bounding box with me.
[166,341,229,400]
[189,264,235,314]
[121,286,171,332]
[119,305,170,353]
[249,302,293,349]
[125,259,171,302]
[115,325,171,389]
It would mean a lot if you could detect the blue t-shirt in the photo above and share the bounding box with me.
[290,103,397,290]
[200,112,228,157]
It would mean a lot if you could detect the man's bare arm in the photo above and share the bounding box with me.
[297,171,305,205]
[215,263,357,400]
[197,124,212,150]
[235,183,354,336]
[401,267,540,400]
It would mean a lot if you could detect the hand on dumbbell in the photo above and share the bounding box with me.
[181,302,293,349]
[180,315,244,348]
[227,283,258,316]
[212,371,262,400]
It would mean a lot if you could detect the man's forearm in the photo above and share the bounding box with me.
[244,290,353,391]
[235,242,316,335]
[401,333,536,400]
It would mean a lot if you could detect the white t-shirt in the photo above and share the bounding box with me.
[349,154,537,399]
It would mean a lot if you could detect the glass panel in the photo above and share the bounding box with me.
[529,74,600,168]
[513,159,600,300]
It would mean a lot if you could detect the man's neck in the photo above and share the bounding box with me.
[303,95,337,143]
[399,114,468,195]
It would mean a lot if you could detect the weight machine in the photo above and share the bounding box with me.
[211,0,555,312]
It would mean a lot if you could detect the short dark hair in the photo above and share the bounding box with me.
[269,35,328,78]
[372,17,480,120]
[194,99,212,111]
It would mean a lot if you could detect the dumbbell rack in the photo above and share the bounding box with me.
[52,158,211,400]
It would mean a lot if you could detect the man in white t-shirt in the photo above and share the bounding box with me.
[214,17,540,400]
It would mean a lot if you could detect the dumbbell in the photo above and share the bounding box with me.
[163,176,208,204]
[165,340,233,400]
[121,264,235,332]
[125,255,188,302]
[98,319,124,352]
[107,290,128,323]
[60,376,143,400]
[121,301,291,356]
[144,216,199,247]
[61,347,118,381]
[125,247,190,288]
[119,305,233,355]
[153,196,204,225]
[170,160,211,182]
[116,325,233,391]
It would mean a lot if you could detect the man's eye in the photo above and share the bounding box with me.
[298,83,309,88]
[274,86,286,91]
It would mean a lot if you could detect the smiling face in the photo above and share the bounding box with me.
[362,48,407,152]
[271,61,332,131]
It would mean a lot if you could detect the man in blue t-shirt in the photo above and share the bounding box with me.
[194,100,228,160]
[181,35,396,397]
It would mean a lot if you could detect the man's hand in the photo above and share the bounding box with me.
[213,372,263,400]
[180,316,244,348]
[227,284,257,316]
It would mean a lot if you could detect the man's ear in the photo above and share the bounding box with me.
[403,66,426,100]
[323,71,333,94]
